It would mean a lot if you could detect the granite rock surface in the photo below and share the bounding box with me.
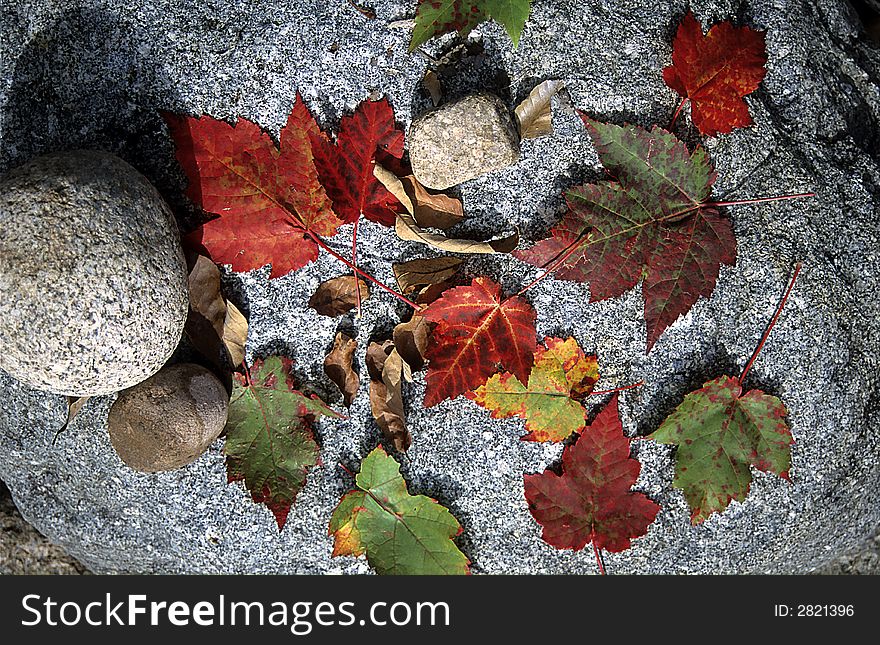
[0,0,878,574]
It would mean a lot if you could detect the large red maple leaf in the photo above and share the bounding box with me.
[663,11,767,136]
[164,97,341,278]
[300,97,405,227]
[514,117,736,352]
[524,394,660,554]
[421,277,537,407]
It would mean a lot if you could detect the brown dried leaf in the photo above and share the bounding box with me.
[55,395,90,443]
[365,340,395,382]
[222,301,248,368]
[395,210,518,254]
[372,163,463,230]
[309,276,370,317]
[515,80,565,139]
[324,332,360,407]
[423,69,442,106]
[376,166,518,254]
[393,256,463,297]
[393,315,431,371]
[186,254,249,370]
[400,175,464,230]
[366,343,412,452]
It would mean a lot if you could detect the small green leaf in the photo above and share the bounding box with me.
[650,375,792,523]
[410,0,531,51]
[225,357,341,530]
[329,446,470,574]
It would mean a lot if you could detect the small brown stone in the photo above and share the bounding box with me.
[408,93,521,190]
[107,363,228,473]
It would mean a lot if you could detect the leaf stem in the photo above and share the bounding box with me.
[592,542,607,575]
[590,381,644,397]
[337,462,356,478]
[669,97,688,130]
[739,262,802,383]
[516,232,587,297]
[352,219,362,317]
[306,231,420,310]
[707,193,815,208]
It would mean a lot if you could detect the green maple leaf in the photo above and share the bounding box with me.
[410,0,531,51]
[649,375,792,524]
[467,336,599,442]
[225,357,342,530]
[329,446,470,574]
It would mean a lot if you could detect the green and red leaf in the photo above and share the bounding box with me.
[649,375,792,524]
[329,446,470,575]
[468,336,599,442]
[514,118,736,352]
[411,0,532,50]
[225,357,342,530]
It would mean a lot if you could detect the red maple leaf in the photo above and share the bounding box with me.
[164,97,341,278]
[301,97,406,226]
[524,394,660,554]
[663,11,767,136]
[514,118,736,352]
[421,277,537,407]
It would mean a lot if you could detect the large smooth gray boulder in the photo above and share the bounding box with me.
[0,0,877,574]
[0,150,188,396]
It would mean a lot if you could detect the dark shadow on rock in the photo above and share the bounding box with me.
[408,38,512,121]
[0,6,197,227]
[634,339,740,437]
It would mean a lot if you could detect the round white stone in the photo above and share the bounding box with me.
[0,151,188,396]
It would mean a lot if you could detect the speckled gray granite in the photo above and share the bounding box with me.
[0,482,88,575]
[0,151,188,396]
[0,0,878,574]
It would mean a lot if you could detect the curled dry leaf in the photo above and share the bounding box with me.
[392,256,462,304]
[222,302,248,368]
[324,332,360,407]
[55,395,90,442]
[515,79,565,139]
[186,254,249,370]
[308,275,370,317]
[393,316,431,371]
[399,175,464,230]
[397,207,518,254]
[365,340,412,452]
[365,340,395,382]
[375,165,518,255]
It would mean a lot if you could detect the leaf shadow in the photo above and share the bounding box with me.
[409,39,512,117]
[634,340,740,437]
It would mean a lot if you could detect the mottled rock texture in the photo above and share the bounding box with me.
[0,0,878,574]
[0,150,188,396]
[107,363,229,473]
[409,92,520,189]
